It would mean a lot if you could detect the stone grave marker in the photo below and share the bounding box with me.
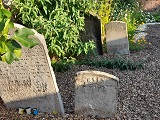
[80,14,103,55]
[105,21,129,55]
[75,70,119,118]
[0,23,64,114]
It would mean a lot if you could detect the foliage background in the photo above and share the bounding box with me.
[12,0,96,62]
[9,0,158,71]
[0,0,38,64]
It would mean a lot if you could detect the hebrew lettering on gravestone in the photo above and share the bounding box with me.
[105,21,129,55]
[0,23,64,114]
[75,71,119,118]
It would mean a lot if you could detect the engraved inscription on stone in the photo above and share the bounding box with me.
[105,21,129,55]
[0,23,64,114]
[75,71,119,118]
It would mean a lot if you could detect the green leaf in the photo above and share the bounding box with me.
[0,37,5,54]
[77,48,82,56]
[1,55,6,62]
[1,9,11,18]
[3,42,15,64]
[14,28,39,48]
[0,22,5,32]
[10,40,21,49]
[2,19,11,34]
[1,40,22,64]
[14,49,22,59]
[8,21,14,29]
[0,44,4,55]
[0,9,2,20]
[5,50,15,64]
[45,0,51,4]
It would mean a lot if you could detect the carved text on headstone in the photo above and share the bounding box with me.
[75,71,119,118]
[0,23,64,114]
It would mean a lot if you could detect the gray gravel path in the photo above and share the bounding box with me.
[55,45,160,120]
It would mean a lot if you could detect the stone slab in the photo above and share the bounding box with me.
[0,23,64,114]
[80,14,103,55]
[75,71,119,118]
[105,21,129,55]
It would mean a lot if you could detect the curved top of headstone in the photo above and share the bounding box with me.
[105,21,129,55]
[107,21,126,24]
[76,70,119,81]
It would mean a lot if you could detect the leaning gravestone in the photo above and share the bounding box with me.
[75,71,119,118]
[80,13,103,55]
[105,21,129,55]
[0,23,64,114]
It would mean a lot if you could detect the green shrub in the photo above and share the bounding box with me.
[110,0,155,51]
[152,10,160,22]
[51,57,76,72]
[93,0,113,53]
[94,0,113,37]
[0,0,38,64]
[93,0,154,52]
[52,56,143,72]
[129,39,147,51]
[78,57,143,71]
[12,0,96,60]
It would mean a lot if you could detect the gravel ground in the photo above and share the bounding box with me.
[0,21,160,120]
[55,44,160,120]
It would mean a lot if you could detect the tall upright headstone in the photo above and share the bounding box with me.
[75,71,119,118]
[80,14,103,55]
[105,21,129,55]
[0,23,64,114]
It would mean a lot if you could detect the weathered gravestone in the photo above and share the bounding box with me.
[0,23,64,114]
[80,14,103,55]
[75,71,119,118]
[105,21,129,55]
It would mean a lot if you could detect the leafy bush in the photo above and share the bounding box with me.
[93,0,154,52]
[78,57,143,71]
[152,10,160,22]
[110,0,155,50]
[94,0,113,36]
[10,0,152,70]
[0,0,38,64]
[52,56,143,72]
[129,39,147,51]
[93,0,113,53]
[51,57,76,72]
[12,0,96,61]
